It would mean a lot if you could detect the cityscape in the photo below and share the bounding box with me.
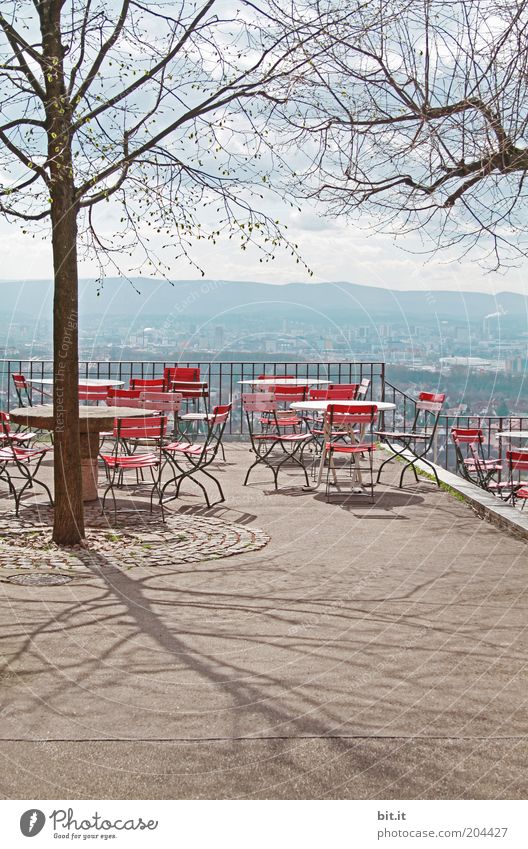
[2,277,527,418]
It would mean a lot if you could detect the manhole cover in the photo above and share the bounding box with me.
[6,573,73,586]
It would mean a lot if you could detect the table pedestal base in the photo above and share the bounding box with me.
[80,431,101,502]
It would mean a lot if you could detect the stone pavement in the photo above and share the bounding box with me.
[0,445,526,799]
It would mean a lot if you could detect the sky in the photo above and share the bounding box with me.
[2,202,528,296]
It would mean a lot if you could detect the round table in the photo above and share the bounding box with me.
[290,400,396,413]
[25,378,125,387]
[9,405,153,502]
[497,431,528,440]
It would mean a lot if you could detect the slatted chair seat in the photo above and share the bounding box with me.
[252,433,311,442]
[101,452,160,469]
[325,441,374,454]
[375,430,429,440]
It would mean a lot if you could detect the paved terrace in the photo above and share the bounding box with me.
[0,445,526,800]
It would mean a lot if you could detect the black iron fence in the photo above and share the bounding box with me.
[384,381,528,472]
[1,359,385,438]
[4,360,525,464]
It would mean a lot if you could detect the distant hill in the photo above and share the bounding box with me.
[0,277,526,326]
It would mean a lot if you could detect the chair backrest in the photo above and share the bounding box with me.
[106,388,142,407]
[326,403,378,428]
[309,388,328,400]
[129,378,165,391]
[356,378,371,399]
[163,366,201,385]
[507,449,528,471]
[139,391,183,412]
[12,373,32,406]
[272,385,308,403]
[78,384,111,402]
[257,374,294,380]
[326,385,358,400]
[114,415,167,441]
[210,403,232,426]
[170,380,208,399]
[0,411,11,435]
[242,392,276,413]
[451,427,484,446]
[417,391,446,412]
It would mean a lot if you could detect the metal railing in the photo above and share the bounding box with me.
[1,359,386,438]
[384,381,528,472]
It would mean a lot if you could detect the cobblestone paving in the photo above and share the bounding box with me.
[0,504,269,577]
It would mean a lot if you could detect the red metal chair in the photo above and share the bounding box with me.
[12,373,35,406]
[242,393,311,489]
[161,404,232,508]
[356,378,371,400]
[324,403,378,500]
[376,391,446,487]
[0,416,52,515]
[506,449,528,507]
[0,412,38,447]
[100,415,167,521]
[450,428,503,491]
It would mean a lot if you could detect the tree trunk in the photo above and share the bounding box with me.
[42,0,84,544]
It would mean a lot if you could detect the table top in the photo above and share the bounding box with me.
[239,378,330,387]
[26,378,124,387]
[497,431,528,439]
[9,405,155,431]
[290,400,396,412]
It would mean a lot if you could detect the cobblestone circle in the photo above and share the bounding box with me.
[0,504,270,577]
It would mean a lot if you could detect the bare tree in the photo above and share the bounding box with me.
[0,0,323,544]
[283,0,528,269]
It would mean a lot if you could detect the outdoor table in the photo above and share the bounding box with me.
[290,399,396,489]
[25,377,125,387]
[239,378,330,387]
[9,405,155,502]
[497,431,528,440]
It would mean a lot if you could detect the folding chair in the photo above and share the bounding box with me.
[100,415,167,521]
[376,391,446,487]
[161,404,231,508]
[356,378,371,400]
[242,393,311,489]
[450,428,503,491]
[12,373,35,406]
[261,385,308,434]
[0,416,52,515]
[324,403,378,501]
[0,412,38,447]
[506,450,528,507]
